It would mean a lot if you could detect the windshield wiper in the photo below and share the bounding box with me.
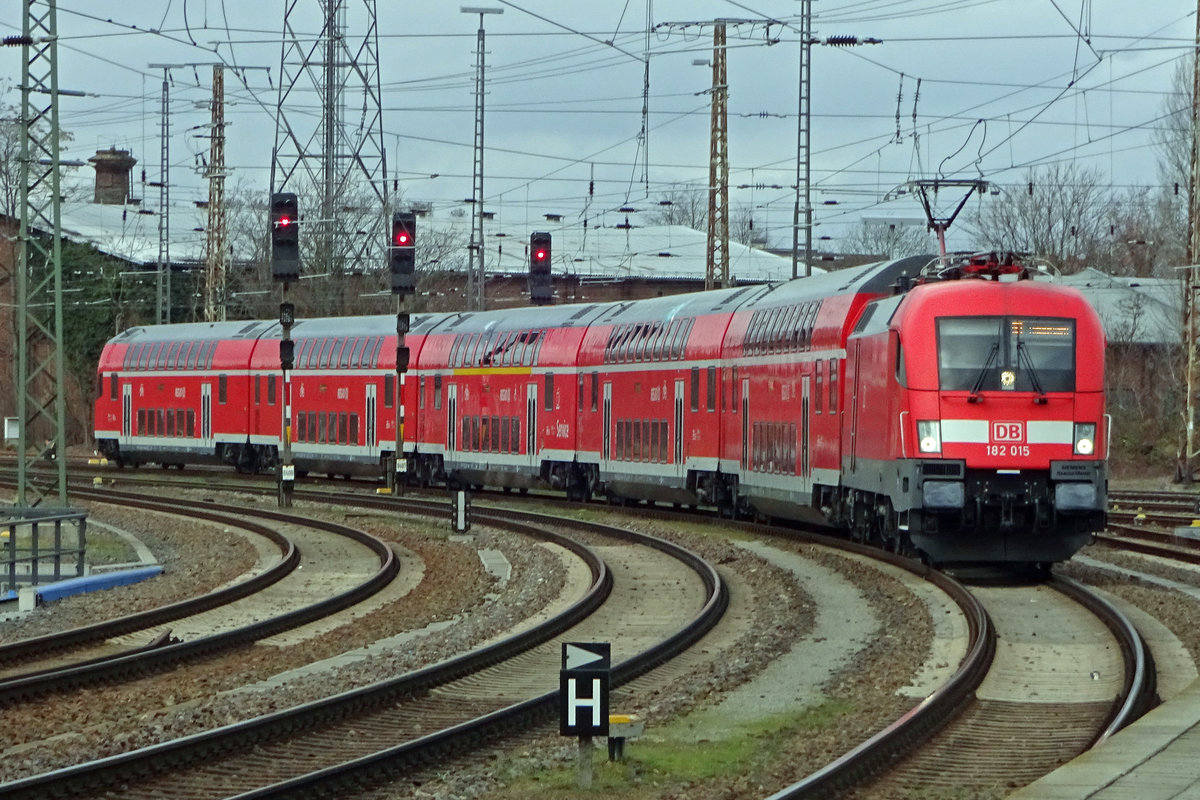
[968,341,998,403]
[1016,340,1049,404]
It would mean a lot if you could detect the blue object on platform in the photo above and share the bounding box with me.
[33,565,163,604]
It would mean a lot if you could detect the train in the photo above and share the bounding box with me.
[94,253,1108,565]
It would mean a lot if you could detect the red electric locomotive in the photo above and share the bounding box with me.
[835,253,1107,563]
[94,253,1107,565]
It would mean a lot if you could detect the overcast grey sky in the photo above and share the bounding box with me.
[2,1,1194,252]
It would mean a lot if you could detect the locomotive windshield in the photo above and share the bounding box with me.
[937,317,1075,393]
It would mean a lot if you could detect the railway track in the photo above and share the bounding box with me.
[838,574,1153,800]
[8,466,1133,798]
[0,487,725,799]
[0,484,398,704]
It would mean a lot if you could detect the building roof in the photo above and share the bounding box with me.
[1054,268,1181,347]
[50,193,817,284]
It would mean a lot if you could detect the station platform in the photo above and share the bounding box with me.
[1008,678,1200,799]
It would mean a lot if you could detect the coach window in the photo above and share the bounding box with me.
[218,375,227,404]
[434,375,443,410]
[591,372,599,412]
[346,337,363,368]
[545,373,555,411]
[649,323,665,361]
[166,409,175,437]
[318,413,327,444]
[268,375,277,405]
[893,331,907,387]
[110,374,119,401]
[462,333,480,367]
[333,339,348,368]
[532,329,548,365]
[786,305,805,351]
[500,417,510,453]
[690,367,700,412]
[137,344,151,370]
[804,304,820,350]
[419,376,426,410]
[165,342,179,368]
[615,420,625,460]
[255,376,261,406]
[578,374,585,412]
[339,413,348,444]
[828,358,838,412]
[295,340,310,369]
[771,307,791,352]
[510,418,520,453]
[814,361,824,413]
[707,366,717,412]
[384,374,395,408]
[157,409,166,435]
[187,410,195,437]
[634,325,650,361]
[491,416,501,451]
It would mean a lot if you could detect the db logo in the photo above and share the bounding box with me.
[991,421,1024,443]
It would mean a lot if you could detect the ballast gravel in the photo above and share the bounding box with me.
[0,500,936,800]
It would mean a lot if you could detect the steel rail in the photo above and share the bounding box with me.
[0,485,394,705]
[1049,574,1156,747]
[0,498,619,800]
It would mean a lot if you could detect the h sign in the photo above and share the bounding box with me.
[559,642,611,737]
[991,421,1024,443]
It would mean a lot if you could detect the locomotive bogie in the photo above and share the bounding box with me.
[93,254,1107,566]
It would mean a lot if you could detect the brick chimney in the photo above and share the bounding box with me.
[87,148,137,205]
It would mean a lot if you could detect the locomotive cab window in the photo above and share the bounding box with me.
[937,317,1075,393]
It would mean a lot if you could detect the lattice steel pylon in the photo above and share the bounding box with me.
[704,21,730,291]
[204,65,228,323]
[14,0,69,507]
[271,0,388,285]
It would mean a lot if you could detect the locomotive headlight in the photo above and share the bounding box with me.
[917,420,942,454]
[1074,423,1096,455]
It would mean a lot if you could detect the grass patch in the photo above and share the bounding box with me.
[477,700,854,799]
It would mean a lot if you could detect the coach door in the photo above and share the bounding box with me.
[849,343,861,473]
[121,383,132,444]
[800,376,811,480]
[201,383,213,449]
[674,379,685,474]
[446,384,458,454]
[740,379,750,470]
[365,384,378,457]
[526,382,538,468]
[602,382,612,461]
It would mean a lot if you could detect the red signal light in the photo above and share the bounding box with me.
[278,216,293,227]
[534,248,547,261]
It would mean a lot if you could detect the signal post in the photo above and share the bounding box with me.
[270,192,300,507]
[390,211,416,494]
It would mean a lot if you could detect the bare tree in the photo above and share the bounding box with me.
[965,163,1114,272]
[645,184,708,230]
[842,221,935,259]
